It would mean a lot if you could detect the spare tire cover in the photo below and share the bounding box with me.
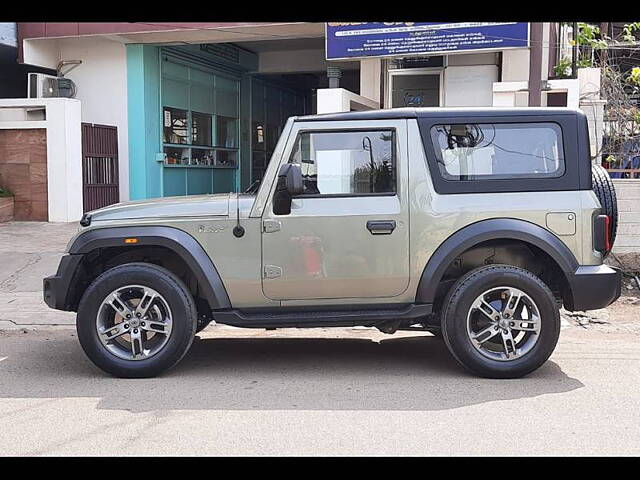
[591,163,618,255]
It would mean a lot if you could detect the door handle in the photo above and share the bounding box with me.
[367,220,396,235]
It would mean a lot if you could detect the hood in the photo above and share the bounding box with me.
[88,193,231,222]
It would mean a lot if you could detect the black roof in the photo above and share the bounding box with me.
[294,107,579,122]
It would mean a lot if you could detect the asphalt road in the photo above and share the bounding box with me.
[1,325,639,456]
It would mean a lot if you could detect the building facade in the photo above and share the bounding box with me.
[15,22,570,205]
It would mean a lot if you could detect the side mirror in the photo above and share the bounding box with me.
[273,163,303,215]
[279,163,303,195]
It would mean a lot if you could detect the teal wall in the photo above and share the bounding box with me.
[127,44,162,200]
[126,43,308,200]
[159,53,240,196]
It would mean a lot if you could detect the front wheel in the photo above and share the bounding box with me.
[76,262,197,378]
[441,265,560,378]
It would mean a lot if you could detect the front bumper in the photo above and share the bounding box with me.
[43,254,83,311]
[566,264,622,311]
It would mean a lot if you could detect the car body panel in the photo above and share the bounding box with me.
[49,108,616,315]
[261,119,411,301]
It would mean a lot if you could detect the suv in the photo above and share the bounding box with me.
[44,107,621,379]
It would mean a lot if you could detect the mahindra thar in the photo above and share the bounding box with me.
[44,107,622,378]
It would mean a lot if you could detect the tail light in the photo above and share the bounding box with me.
[594,214,610,253]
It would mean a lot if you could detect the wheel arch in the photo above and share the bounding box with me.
[67,226,231,312]
[416,218,579,306]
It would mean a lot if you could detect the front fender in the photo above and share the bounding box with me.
[46,226,231,312]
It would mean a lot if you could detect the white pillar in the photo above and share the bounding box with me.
[359,58,381,105]
[316,88,379,114]
[45,99,83,222]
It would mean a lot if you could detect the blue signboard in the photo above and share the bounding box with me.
[326,22,529,60]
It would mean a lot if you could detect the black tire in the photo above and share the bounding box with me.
[592,163,618,255]
[76,262,197,378]
[441,264,560,379]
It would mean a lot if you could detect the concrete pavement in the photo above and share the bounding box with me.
[0,221,77,328]
[1,326,639,455]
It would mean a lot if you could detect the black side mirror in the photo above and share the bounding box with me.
[280,163,303,195]
[273,163,303,215]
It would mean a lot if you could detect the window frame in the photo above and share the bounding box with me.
[160,55,240,170]
[429,121,566,181]
[418,114,581,194]
[287,127,399,199]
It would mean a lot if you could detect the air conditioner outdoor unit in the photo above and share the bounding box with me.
[28,73,77,99]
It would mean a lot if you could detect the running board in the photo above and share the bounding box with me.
[213,304,433,329]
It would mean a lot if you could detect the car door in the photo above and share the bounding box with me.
[260,119,410,301]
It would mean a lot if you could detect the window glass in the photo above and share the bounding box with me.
[160,58,240,169]
[191,112,212,146]
[163,107,188,145]
[430,123,564,180]
[289,130,396,195]
[216,115,238,148]
[164,146,189,165]
[215,150,237,168]
[190,148,214,166]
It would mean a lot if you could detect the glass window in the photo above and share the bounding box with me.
[191,148,215,166]
[164,146,190,165]
[160,59,240,170]
[191,112,212,146]
[215,150,237,168]
[163,107,188,145]
[289,130,396,195]
[430,123,565,181]
[216,115,237,148]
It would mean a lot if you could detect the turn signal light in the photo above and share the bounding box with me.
[124,238,139,244]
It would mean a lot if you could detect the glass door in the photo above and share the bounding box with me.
[388,69,443,108]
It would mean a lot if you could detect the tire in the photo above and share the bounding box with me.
[441,264,560,379]
[76,262,197,378]
[592,163,618,255]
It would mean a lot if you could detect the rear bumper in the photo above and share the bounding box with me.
[565,264,622,311]
[43,254,83,311]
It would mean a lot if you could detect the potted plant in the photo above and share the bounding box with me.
[0,187,14,222]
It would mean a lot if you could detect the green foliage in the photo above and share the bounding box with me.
[576,22,609,49]
[622,22,640,43]
[553,57,573,78]
[604,155,619,166]
[629,66,640,87]
[0,187,13,198]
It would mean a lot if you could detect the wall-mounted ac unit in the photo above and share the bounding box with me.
[28,73,77,99]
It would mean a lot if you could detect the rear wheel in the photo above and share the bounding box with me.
[441,264,560,378]
[76,263,197,378]
[592,163,618,255]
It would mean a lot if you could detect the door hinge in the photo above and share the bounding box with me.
[263,265,282,279]
[263,219,281,233]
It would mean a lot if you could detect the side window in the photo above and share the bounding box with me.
[429,123,565,181]
[288,130,396,195]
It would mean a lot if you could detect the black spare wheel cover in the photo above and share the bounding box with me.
[591,163,618,255]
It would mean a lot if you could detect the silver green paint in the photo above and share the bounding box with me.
[72,117,604,309]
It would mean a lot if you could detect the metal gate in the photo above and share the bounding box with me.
[82,123,120,212]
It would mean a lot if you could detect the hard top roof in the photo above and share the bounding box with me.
[294,107,579,122]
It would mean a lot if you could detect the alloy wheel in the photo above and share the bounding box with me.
[466,286,541,361]
[96,285,173,361]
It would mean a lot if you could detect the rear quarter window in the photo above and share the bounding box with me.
[430,122,565,181]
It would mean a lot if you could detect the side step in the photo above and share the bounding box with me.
[213,304,433,329]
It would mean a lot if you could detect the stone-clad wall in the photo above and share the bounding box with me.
[610,179,640,271]
[0,129,48,221]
